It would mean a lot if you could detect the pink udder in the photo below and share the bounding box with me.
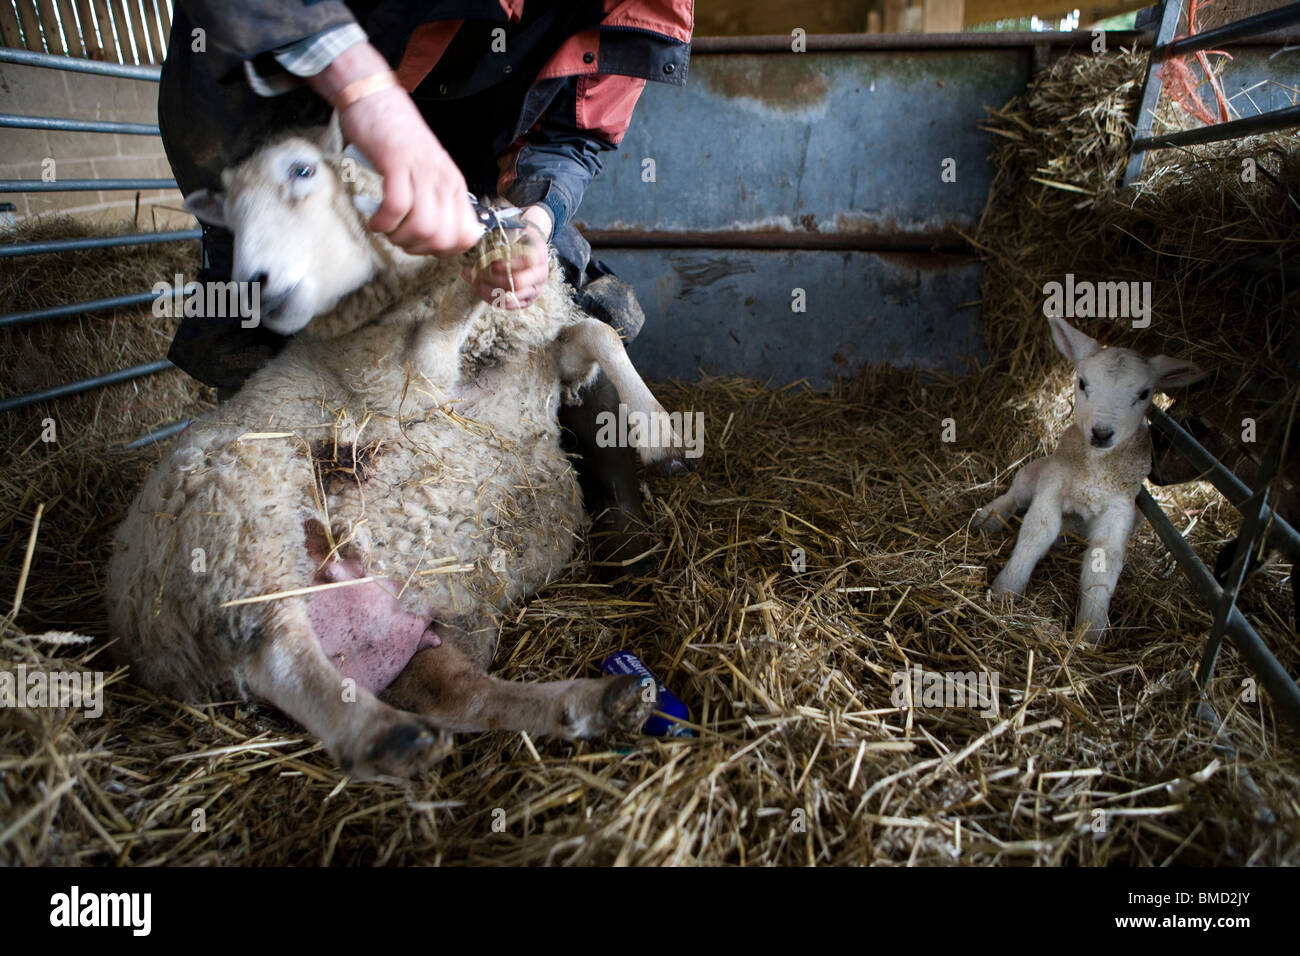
[305,554,440,695]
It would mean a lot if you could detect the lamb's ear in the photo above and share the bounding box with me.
[1047,314,1100,365]
[183,188,227,228]
[1150,355,1206,390]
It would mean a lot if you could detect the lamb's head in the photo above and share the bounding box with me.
[183,135,386,334]
[1048,315,1205,451]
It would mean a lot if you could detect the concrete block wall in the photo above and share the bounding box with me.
[0,60,188,227]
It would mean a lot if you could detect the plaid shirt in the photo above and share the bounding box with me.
[243,23,368,96]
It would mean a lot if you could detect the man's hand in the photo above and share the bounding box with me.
[462,204,553,309]
[310,43,482,256]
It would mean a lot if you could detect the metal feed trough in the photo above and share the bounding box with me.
[2,21,1299,734]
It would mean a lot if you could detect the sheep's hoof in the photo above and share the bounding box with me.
[341,716,452,780]
[644,447,696,478]
[600,674,656,734]
[973,508,1007,533]
[557,674,654,739]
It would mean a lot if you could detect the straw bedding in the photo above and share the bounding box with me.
[1,53,1297,866]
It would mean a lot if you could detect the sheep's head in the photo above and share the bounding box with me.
[183,135,384,335]
[1048,315,1205,451]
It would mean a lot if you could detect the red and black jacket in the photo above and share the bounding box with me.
[162,1,694,236]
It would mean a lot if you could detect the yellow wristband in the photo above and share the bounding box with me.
[329,70,398,111]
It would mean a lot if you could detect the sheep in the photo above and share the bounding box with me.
[973,315,1204,639]
[107,129,690,778]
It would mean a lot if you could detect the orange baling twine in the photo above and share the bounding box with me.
[1157,0,1233,126]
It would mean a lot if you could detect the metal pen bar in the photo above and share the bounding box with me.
[1123,0,1185,186]
[0,113,160,135]
[1132,104,1300,152]
[0,47,162,81]
[127,418,194,449]
[1137,490,1300,733]
[0,178,177,193]
[0,291,160,328]
[1156,1,1300,59]
[1146,405,1300,563]
[0,359,174,413]
[688,28,1300,54]
[1205,483,1273,689]
[0,229,200,258]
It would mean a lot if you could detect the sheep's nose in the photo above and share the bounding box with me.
[1091,425,1114,447]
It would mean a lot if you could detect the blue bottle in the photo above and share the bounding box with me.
[601,651,696,737]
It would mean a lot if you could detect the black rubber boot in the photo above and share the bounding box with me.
[166,225,288,392]
[560,371,659,583]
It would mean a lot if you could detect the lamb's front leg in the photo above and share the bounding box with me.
[975,458,1046,532]
[1075,501,1136,640]
[556,318,694,476]
[381,622,654,739]
[991,479,1063,597]
[239,601,450,778]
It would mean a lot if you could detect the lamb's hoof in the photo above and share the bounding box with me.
[989,571,1022,599]
[973,508,1007,533]
[341,716,451,780]
[644,446,697,478]
[1074,612,1109,644]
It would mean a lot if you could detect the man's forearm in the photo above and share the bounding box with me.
[307,42,393,104]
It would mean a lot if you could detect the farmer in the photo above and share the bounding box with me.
[157,1,694,577]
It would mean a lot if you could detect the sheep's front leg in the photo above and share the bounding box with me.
[991,480,1063,597]
[974,458,1046,532]
[381,622,654,739]
[556,318,694,476]
[239,601,451,778]
[1075,502,1136,641]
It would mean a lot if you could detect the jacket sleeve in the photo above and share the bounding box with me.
[498,74,647,239]
[174,0,359,62]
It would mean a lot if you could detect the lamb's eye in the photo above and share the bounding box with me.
[291,164,315,180]
[1078,378,1089,391]
[1138,388,1150,401]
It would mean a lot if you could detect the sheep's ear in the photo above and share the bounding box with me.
[1047,314,1100,365]
[183,188,227,228]
[319,111,345,155]
[1150,355,1206,390]
[352,193,380,217]
[342,142,374,170]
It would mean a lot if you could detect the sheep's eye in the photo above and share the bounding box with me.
[1138,388,1150,401]
[291,164,315,180]
[1078,378,1089,391]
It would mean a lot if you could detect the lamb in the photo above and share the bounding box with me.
[973,315,1204,639]
[107,129,690,778]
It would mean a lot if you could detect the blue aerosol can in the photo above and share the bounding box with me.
[601,651,695,737]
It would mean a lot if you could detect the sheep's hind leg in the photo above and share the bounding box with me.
[239,601,451,779]
[381,623,654,739]
[556,318,695,477]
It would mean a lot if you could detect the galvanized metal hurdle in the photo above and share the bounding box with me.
[1124,0,1300,184]
[1121,0,1300,737]
[0,45,198,446]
